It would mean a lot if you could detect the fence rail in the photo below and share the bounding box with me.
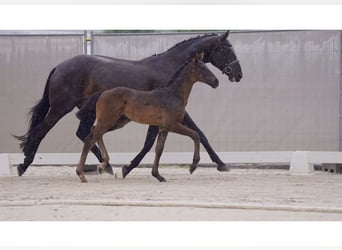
[2,151,342,176]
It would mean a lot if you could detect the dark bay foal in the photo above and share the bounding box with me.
[76,54,219,182]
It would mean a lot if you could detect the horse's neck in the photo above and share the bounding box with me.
[142,36,216,76]
[143,52,192,76]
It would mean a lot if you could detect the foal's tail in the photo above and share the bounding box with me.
[13,67,55,153]
[76,91,102,121]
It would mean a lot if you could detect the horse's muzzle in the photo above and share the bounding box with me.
[212,79,219,88]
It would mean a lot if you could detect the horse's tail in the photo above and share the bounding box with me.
[76,91,102,121]
[13,67,56,152]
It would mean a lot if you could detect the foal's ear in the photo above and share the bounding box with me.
[198,52,204,61]
[193,52,204,62]
[219,30,230,41]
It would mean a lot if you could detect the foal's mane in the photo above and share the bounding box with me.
[165,59,193,87]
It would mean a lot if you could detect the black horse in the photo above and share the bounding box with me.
[15,31,242,177]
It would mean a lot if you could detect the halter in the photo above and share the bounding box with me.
[209,43,240,75]
[222,59,240,74]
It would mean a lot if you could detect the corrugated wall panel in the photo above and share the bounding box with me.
[93,31,341,152]
[0,35,83,153]
[1,31,340,154]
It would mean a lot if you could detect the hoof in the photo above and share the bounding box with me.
[217,164,230,172]
[103,164,114,175]
[17,164,26,177]
[76,170,87,182]
[152,171,166,182]
[97,166,103,174]
[189,165,197,174]
[158,176,167,182]
[80,178,88,183]
[122,165,131,179]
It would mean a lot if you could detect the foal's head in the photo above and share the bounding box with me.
[189,53,219,89]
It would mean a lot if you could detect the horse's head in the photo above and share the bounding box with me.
[191,53,219,89]
[208,31,243,82]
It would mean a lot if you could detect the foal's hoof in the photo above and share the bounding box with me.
[217,164,230,172]
[152,172,167,182]
[189,165,197,174]
[76,170,87,182]
[17,164,25,177]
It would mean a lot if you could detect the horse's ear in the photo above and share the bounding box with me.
[219,30,229,41]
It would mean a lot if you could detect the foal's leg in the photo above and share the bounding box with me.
[97,136,110,173]
[151,130,168,182]
[122,125,159,178]
[182,112,228,171]
[76,95,114,175]
[76,119,113,175]
[76,124,109,182]
[76,131,98,183]
[170,123,200,174]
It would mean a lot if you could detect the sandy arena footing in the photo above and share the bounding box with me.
[0,166,341,220]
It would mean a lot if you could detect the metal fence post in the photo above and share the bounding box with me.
[84,30,93,55]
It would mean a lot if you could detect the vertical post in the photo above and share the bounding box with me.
[84,30,93,55]
[339,31,342,151]
[290,151,314,175]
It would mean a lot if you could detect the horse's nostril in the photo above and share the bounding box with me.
[238,73,243,79]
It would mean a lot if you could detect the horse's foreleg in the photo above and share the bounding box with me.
[151,130,168,182]
[182,112,229,172]
[170,123,200,174]
[122,125,159,178]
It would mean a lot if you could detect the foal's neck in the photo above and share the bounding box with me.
[168,69,197,106]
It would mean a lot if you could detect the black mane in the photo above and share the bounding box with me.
[155,33,218,57]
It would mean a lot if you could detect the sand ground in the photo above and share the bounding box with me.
[0,165,341,220]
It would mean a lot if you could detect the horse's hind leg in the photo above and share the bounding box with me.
[17,108,71,176]
[151,130,168,182]
[170,123,200,174]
